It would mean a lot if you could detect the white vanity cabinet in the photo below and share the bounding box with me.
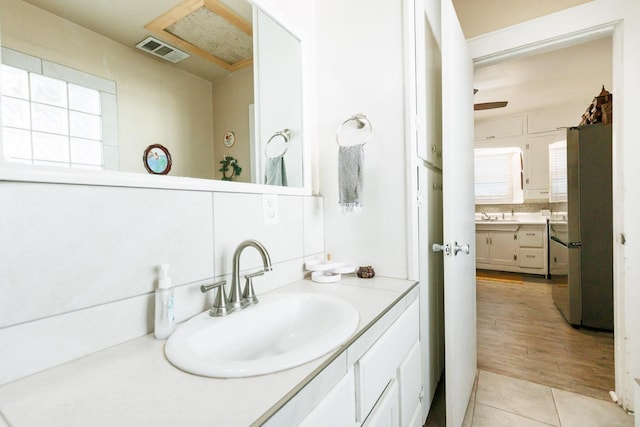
[295,298,421,427]
[357,300,420,425]
[299,368,357,427]
[476,222,548,276]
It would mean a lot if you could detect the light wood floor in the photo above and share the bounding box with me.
[476,270,614,401]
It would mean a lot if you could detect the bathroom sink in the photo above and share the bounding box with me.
[476,219,519,224]
[164,292,359,378]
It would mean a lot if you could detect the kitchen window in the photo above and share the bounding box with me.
[548,140,567,202]
[0,48,118,170]
[474,147,524,204]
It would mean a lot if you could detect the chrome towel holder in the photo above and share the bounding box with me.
[265,129,290,158]
[336,113,372,146]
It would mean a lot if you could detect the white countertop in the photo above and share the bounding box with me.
[0,276,417,427]
[475,212,548,225]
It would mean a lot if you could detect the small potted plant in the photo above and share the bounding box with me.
[219,156,242,181]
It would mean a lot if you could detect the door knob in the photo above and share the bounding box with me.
[454,241,470,255]
[432,243,451,256]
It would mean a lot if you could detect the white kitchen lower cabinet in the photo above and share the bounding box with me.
[475,225,518,267]
[476,223,548,276]
[362,380,399,427]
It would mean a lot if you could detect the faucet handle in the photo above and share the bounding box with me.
[201,280,232,317]
[241,270,264,307]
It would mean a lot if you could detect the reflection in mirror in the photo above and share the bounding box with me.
[0,0,303,188]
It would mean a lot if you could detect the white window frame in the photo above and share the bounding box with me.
[1,47,118,170]
[474,146,524,204]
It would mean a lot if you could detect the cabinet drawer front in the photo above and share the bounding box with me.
[519,248,544,268]
[356,300,419,422]
[518,228,544,247]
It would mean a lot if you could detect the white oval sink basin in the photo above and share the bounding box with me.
[165,292,359,378]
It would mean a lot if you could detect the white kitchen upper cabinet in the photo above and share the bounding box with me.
[475,114,524,141]
[524,131,564,200]
[526,102,584,134]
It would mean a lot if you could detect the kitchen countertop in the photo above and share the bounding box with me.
[0,276,418,427]
[475,213,548,225]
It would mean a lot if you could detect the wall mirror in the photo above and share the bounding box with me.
[0,0,306,191]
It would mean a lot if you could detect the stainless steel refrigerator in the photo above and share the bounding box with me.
[550,124,613,330]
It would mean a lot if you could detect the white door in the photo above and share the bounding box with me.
[440,1,477,426]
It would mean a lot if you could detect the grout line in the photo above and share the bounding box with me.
[550,388,563,427]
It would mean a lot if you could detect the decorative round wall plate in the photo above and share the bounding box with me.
[224,131,235,147]
[143,144,172,175]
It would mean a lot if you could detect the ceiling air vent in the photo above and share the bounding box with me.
[135,36,190,63]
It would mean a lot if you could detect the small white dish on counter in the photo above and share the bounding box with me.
[311,271,342,283]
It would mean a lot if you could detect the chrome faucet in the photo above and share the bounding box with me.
[481,212,491,220]
[201,239,272,317]
[228,239,272,310]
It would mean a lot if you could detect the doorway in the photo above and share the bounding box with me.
[472,35,615,402]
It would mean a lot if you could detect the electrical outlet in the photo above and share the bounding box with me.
[263,194,279,225]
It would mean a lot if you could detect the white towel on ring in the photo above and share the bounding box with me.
[338,144,364,212]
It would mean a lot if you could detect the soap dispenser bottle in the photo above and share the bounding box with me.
[154,264,175,339]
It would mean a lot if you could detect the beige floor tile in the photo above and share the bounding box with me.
[552,388,634,427]
[472,403,555,427]
[476,370,560,426]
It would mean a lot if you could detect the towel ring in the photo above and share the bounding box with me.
[265,129,290,158]
[336,113,372,146]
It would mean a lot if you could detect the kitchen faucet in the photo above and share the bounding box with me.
[201,239,272,316]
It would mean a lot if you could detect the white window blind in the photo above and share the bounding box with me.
[548,140,567,202]
[474,147,524,204]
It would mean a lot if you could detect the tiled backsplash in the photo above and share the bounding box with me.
[476,202,568,215]
[0,182,324,385]
[476,202,551,214]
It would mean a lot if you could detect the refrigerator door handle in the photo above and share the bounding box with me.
[550,235,582,248]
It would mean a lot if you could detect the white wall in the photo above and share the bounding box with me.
[0,184,324,385]
[468,0,640,410]
[315,0,409,278]
[212,66,254,183]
